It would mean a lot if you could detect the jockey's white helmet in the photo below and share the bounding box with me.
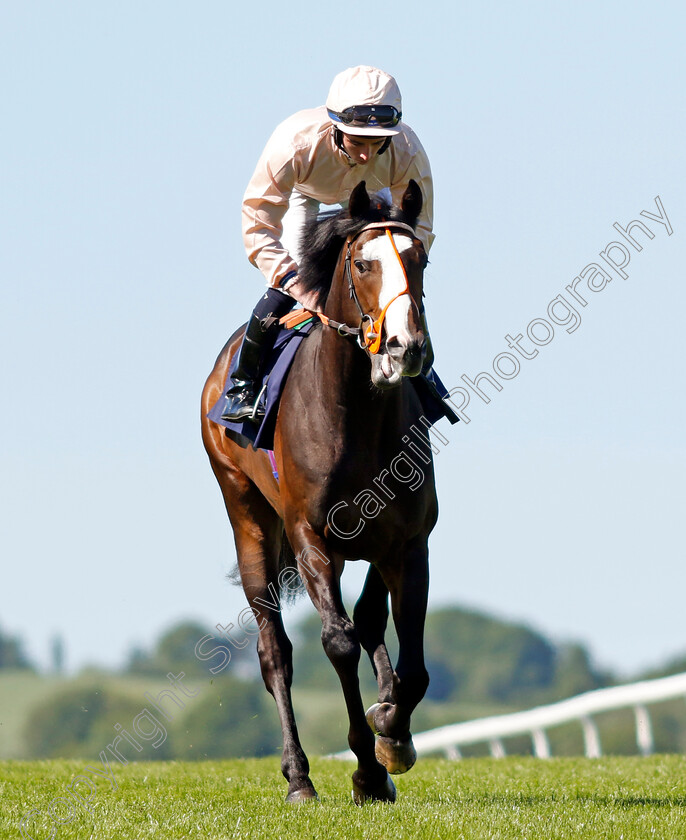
[326,66,403,137]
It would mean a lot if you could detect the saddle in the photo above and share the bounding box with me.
[207,316,457,452]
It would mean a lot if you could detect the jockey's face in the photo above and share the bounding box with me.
[341,133,387,164]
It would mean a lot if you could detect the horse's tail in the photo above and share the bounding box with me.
[277,530,306,605]
[226,529,305,604]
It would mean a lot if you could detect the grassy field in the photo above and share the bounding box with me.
[3,755,686,839]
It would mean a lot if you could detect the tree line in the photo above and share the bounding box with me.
[4,607,686,760]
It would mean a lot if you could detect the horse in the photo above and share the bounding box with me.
[201,180,438,804]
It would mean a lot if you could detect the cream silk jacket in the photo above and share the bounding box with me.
[242,106,434,288]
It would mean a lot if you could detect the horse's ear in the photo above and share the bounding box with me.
[349,181,371,219]
[401,179,423,227]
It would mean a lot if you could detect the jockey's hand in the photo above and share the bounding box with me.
[283,275,323,313]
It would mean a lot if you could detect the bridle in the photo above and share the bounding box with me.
[318,221,420,355]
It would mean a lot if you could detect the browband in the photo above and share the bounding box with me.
[353,221,418,238]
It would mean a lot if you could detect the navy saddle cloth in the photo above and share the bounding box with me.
[207,319,457,451]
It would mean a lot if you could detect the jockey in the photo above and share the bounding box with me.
[222,65,435,423]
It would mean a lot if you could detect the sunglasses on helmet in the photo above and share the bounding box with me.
[328,105,402,128]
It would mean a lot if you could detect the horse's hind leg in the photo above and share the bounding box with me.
[212,466,317,803]
[353,565,394,704]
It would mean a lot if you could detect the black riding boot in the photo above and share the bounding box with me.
[416,308,460,425]
[221,288,295,423]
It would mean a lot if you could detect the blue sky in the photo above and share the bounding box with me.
[1,1,684,678]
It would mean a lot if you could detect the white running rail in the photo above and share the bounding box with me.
[332,672,686,760]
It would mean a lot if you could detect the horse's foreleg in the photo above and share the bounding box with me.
[251,599,318,802]
[289,528,395,805]
[367,542,430,775]
[213,466,317,803]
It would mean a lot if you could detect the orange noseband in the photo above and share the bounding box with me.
[362,229,411,355]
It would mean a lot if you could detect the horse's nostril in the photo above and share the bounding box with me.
[385,337,405,360]
[406,343,423,362]
[385,337,424,367]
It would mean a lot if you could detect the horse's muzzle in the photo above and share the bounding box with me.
[371,335,426,388]
[386,335,426,376]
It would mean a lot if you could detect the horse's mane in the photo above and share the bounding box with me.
[297,194,415,309]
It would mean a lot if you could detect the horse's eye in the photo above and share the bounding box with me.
[354,260,367,274]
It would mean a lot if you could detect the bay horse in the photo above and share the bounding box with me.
[201,180,438,804]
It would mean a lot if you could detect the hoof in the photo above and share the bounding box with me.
[285,787,319,804]
[365,702,392,735]
[351,771,396,806]
[375,734,417,775]
[365,703,417,775]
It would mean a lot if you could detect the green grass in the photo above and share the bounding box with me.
[3,756,686,839]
